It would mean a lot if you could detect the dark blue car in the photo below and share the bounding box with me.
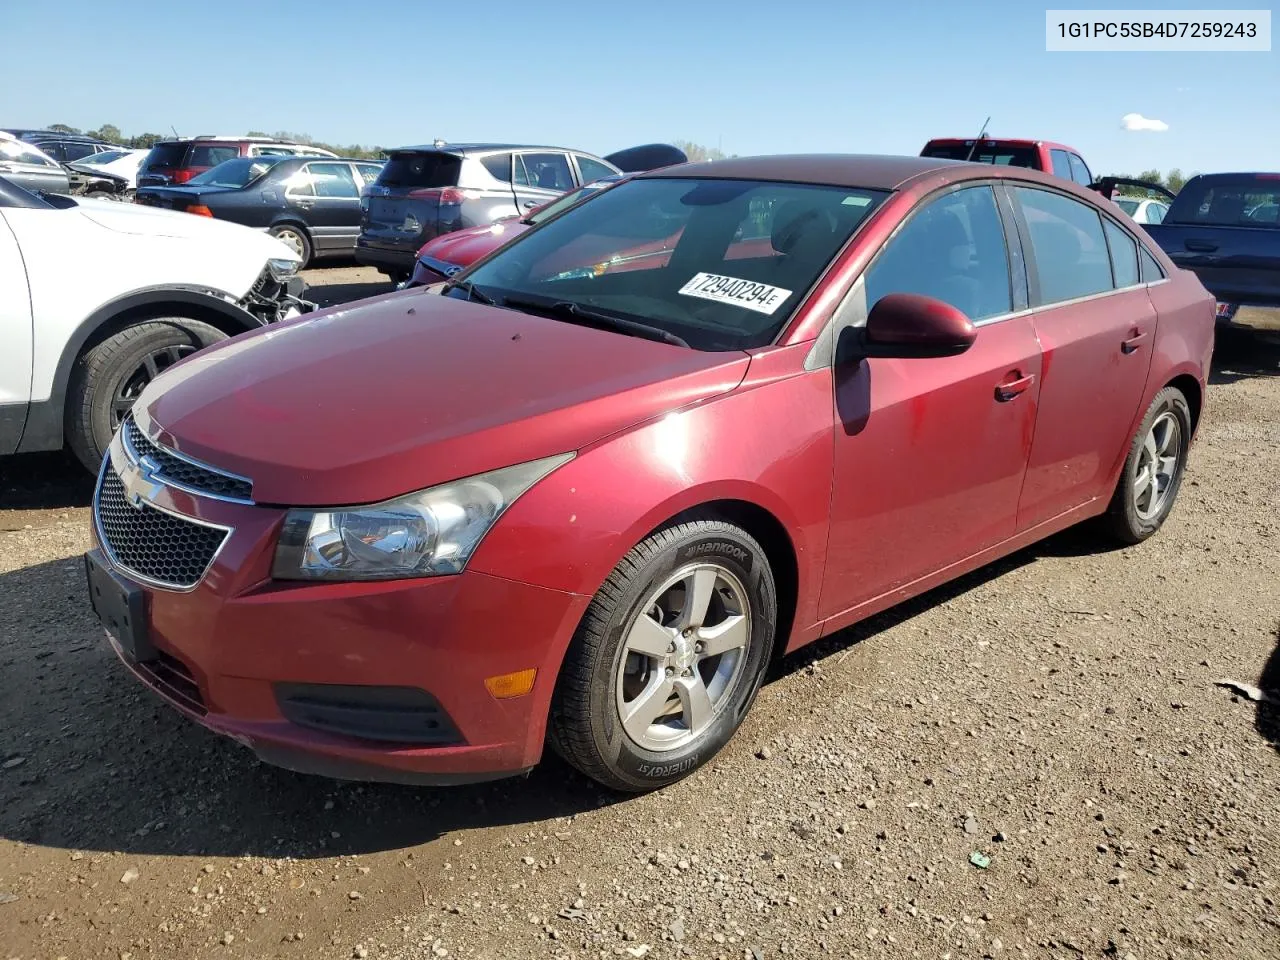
[135,156,384,266]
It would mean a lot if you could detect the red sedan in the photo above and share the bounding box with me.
[86,155,1213,792]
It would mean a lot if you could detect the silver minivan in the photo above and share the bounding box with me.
[0,136,69,196]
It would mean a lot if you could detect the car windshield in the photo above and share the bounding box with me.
[921,143,1039,167]
[187,157,283,188]
[1115,198,1140,215]
[1166,175,1280,227]
[453,177,887,351]
[527,182,611,224]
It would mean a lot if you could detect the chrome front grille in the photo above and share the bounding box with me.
[124,417,253,503]
[95,466,229,590]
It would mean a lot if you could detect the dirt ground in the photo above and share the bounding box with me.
[1,265,1277,960]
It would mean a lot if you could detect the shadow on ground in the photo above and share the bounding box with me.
[0,521,1089,861]
[1257,627,1279,752]
[0,450,94,514]
[1209,328,1280,385]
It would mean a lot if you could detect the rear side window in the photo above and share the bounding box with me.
[377,151,462,188]
[865,185,1013,322]
[308,162,358,198]
[1103,219,1139,287]
[144,142,188,168]
[355,163,381,185]
[189,145,239,167]
[576,155,616,184]
[1068,153,1092,186]
[1140,246,1165,282]
[1166,175,1280,227]
[1049,150,1072,180]
[516,152,574,191]
[1014,187,1114,304]
[481,152,512,182]
[63,142,99,161]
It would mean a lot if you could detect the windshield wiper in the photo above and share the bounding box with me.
[501,296,690,348]
[444,278,498,306]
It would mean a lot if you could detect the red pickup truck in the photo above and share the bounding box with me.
[921,137,1095,188]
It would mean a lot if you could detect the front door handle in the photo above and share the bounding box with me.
[1121,331,1148,354]
[1184,239,1218,252]
[995,373,1035,402]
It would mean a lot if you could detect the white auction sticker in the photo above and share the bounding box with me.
[678,273,793,315]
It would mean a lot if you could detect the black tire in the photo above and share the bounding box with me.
[549,519,777,792]
[84,190,115,200]
[269,224,312,267]
[1102,385,1192,544]
[380,269,410,285]
[66,319,227,474]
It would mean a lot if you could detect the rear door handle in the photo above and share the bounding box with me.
[995,373,1035,402]
[1121,331,1148,354]
[1184,239,1218,252]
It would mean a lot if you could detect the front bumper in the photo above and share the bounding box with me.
[354,237,420,274]
[90,460,588,785]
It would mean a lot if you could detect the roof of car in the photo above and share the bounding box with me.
[924,137,1079,152]
[642,154,968,190]
[389,142,586,155]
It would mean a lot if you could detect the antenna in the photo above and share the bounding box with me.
[963,117,991,162]
[170,124,180,139]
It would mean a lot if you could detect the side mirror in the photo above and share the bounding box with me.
[849,293,977,361]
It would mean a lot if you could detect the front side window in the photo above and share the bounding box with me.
[864,185,1013,322]
[456,177,886,351]
[1103,218,1139,288]
[1014,187,1114,304]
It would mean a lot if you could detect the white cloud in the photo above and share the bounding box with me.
[1121,113,1169,132]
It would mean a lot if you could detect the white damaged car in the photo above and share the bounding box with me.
[0,174,312,473]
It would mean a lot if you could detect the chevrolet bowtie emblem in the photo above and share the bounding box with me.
[118,453,164,509]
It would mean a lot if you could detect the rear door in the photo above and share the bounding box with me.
[0,210,33,453]
[513,151,575,214]
[292,161,362,252]
[1009,184,1155,530]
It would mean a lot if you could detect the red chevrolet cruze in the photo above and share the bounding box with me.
[86,155,1213,792]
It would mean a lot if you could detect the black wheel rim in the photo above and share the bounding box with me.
[110,344,198,431]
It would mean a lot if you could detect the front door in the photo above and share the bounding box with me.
[820,184,1042,620]
[1008,185,1156,530]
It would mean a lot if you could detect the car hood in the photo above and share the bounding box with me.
[72,197,297,259]
[418,220,530,266]
[137,289,750,506]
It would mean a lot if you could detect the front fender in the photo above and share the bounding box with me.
[468,360,836,661]
[17,285,264,453]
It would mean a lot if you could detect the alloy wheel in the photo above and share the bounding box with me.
[615,562,752,752]
[110,344,198,432]
[1133,410,1182,521]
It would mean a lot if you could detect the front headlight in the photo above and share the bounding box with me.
[267,257,300,281]
[271,454,573,582]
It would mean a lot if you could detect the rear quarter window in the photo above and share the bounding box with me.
[377,151,462,189]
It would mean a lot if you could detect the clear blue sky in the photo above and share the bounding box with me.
[5,0,1276,176]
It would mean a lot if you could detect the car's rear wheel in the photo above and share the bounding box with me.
[270,224,312,267]
[549,519,776,792]
[66,319,228,474]
[1103,385,1192,544]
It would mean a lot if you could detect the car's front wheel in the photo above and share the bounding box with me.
[1103,385,1193,544]
[549,519,777,792]
[66,318,228,474]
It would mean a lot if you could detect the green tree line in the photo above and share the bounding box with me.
[1105,168,1196,194]
[43,123,385,159]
